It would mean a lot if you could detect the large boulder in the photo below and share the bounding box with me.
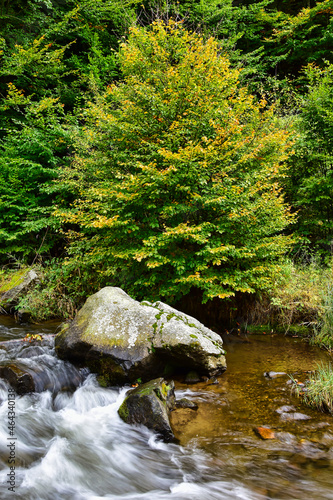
[55,287,226,385]
[118,378,175,441]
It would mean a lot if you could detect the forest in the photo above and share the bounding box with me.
[0,0,333,349]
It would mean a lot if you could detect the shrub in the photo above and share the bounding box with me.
[58,20,295,305]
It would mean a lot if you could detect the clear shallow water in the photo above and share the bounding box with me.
[0,317,332,499]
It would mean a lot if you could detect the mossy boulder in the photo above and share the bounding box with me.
[55,287,226,385]
[0,268,39,315]
[118,378,175,441]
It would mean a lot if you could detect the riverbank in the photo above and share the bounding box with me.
[1,260,333,416]
[1,259,332,349]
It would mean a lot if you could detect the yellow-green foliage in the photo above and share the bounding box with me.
[58,21,295,303]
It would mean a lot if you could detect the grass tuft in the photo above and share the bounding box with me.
[294,362,333,415]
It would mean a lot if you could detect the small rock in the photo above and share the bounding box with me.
[264,371,287,379]
[276,432,298,445]
[254,427,276,440]
[207,376,219,385]
[276,405,297,414]
[0,360,84,395]
[280,412,311,421]
[174,398,198,410]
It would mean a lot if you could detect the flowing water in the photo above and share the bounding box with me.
[0,317,332,500]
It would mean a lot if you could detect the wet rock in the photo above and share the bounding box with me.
[15,309,32,323]
[118,378,175,441]
[312,457,331,468]
[0,360,84,395]
[264,371,287,379]
[185,371,200,384]
[55,287,226,385]
[280,412,311,421]
[319,432,333,446]
[254,427,276,440]
[0,363,35,394]
[0,335,85,395]
[207,376,219,385]
[0,335,54,355]
[174,398,198,410]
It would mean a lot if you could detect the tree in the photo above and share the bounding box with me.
[286,63,333,254]
[60,21,295,303]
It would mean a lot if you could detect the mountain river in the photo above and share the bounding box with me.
[0,316,332,500]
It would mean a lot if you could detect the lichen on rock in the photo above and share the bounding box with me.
[55,287,226,385]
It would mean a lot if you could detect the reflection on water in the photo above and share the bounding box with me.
[0,317,332,499]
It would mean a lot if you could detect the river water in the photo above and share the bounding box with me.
[0,316,332,500]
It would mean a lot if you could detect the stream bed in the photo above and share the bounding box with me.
[0,317,332,499]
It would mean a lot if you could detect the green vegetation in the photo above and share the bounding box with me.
[294,363,333,415]
[61,21,294,303]
[0,1,333,363]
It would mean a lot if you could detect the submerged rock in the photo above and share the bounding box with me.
[55,287,226,385]
[279,412,311,421]
[185,370,201,384]
[276,405,297,414]
[118,378,175,441]
[254,427,276,440]
[174,398,198,410]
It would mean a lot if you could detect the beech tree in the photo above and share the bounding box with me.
[59,21,295,303]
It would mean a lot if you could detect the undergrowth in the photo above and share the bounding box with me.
[15,260,102,322]
[268,258,333,348]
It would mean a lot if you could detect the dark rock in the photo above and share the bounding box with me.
[0,363,36,394]
[15,309,32,323]
[0,335,85,395]
[174,398,198,410]
[118,378,176,441]
[185,370,200,384]
[55,287,226,386]
[0,360,83,395]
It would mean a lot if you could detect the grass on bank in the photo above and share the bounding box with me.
[268,258,333,350]
[293,363,333,415]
